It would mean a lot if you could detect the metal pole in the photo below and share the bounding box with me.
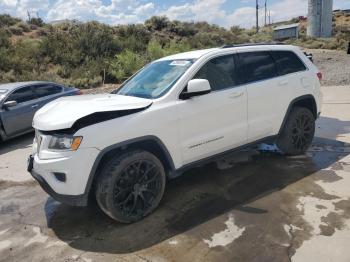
[265,0,267,26]
[256,0,259,32]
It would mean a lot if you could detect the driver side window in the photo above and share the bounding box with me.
[193,54,237,91]
[6,86,37,104]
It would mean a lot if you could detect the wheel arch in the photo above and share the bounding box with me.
[0,119,7,141]
[84,135,175,197]
[278,94,318,135]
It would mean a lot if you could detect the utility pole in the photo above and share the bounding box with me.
[264,0,267,26]
[256,0,259,33]
[268,10,271,25]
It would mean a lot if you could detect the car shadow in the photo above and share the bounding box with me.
[0,132,33,155]
[46,136,350,254]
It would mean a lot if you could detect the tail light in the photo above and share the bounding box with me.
[317,72,322,81]
[76,90,83,95]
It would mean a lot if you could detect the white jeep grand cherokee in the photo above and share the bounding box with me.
[28,44,322,223]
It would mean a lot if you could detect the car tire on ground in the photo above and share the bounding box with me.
[276,106,315,155]
[95,150,166,223]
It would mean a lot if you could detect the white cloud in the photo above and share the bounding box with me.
[1,0,17,7]
[269,0,307,23]
[163,0,226,25]
[163,4,193,21]
[0,0,49,19]
[134,2,154,16]
[46,0,154,24]
[46,0,101,21]
[227,7,257,29]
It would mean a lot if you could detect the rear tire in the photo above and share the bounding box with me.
[95,150,166,223]
[276,107,315,155]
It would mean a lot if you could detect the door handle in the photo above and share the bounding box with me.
[229,92,243,99]
[279,81,288,86]
[31,104,39,109]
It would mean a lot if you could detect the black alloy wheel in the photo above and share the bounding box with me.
[276,107,315,155]
[95,150,166,223]
[112,159,162,218]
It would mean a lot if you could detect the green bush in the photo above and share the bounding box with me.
[145,16,169,31]
[0,14,20,27]
[147,39,166,60]
[8,25,23,35]
[109,49,146,82]
[28,17,44,27]
[17,22,31,33]
[71,76,101,89]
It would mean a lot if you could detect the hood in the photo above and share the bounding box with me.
[33,94,152,131]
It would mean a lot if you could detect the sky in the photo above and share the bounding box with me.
[0,0,349,28]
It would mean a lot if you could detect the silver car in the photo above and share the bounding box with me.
[0,81,81,141]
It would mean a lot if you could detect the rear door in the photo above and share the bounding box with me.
[271,50,308,107]
[177,54,248,165]
[1,85,39,136]
[237,51,281,142]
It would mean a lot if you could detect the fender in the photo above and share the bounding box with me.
[278,94,317,135]
[83,135,176,196]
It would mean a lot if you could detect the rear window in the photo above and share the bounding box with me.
[34,84,62,98]
[271,51,307,75]
[238,52,277,84]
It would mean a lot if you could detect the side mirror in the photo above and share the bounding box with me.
[180,79,211,100]
[3,100,17,109]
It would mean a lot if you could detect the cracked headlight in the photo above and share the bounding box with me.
[48,135,83,151]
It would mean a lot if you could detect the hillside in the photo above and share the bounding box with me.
[0,11,349,88]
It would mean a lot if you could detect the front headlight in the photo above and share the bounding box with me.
[48,135,83,151]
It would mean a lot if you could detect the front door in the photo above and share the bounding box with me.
[1,85,39,136]
[177,54,248,165]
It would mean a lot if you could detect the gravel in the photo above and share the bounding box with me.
[81,84,119,94]
[307,48,350,86]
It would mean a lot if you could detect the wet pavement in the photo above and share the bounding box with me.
[1,86,350,262]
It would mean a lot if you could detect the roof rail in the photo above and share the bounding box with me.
[221,42,285,49]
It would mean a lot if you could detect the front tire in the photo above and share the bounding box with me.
[276,107,315,155]
[95,150,166,223]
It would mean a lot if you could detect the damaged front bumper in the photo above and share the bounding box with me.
[28,155,89,206]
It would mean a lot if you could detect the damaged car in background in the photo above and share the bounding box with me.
[0,81,81,142]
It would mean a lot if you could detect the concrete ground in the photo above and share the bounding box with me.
[1,86,350,262]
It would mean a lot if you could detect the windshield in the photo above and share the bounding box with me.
[0,89,8,101]
[114,59,194,99]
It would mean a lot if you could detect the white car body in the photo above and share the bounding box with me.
[29,44,322,206]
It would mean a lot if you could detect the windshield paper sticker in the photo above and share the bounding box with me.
[170,60,191,66]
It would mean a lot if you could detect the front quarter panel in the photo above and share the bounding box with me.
[76,101,182,169]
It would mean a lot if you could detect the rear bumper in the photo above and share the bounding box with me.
[30,168,88,206]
